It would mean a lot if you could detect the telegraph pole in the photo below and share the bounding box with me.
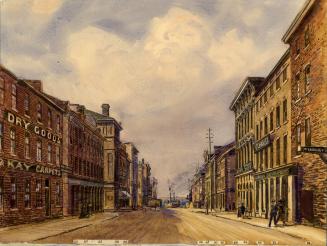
[206,128,214,155]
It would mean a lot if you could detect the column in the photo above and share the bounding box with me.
[258,181,262,216]
[288,175,296,222]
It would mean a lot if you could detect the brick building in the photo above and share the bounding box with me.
[191,165,206,208]
[61,103,104,216]
[282,0,327,227]
[0,65,64,226]
[214,142,236,212]
[253,50,298,222]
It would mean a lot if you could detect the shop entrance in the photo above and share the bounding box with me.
[45,179,51,217]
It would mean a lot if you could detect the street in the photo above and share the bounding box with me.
[28,209,316,245]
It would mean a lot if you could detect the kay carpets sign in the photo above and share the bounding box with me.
[0,158,61,176]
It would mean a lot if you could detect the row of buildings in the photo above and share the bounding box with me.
[0,65,158,227]
[191,0,326,228]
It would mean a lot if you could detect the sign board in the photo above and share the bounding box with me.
[254,134,272,152]
[301,146,327,154]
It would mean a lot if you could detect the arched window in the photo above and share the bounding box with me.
[47,109,52,128]
[304,65,311,93]
[10,128,16,155]
[37,140,42,162]
[37,103,42,122]
[11,84,17,110]
[25,133,30,158]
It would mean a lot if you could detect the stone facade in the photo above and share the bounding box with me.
[0,65,64,226]
[282,0,327,227]
[125,142,139,209]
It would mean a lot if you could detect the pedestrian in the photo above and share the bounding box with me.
[268,200,278,227]
[276,200,286,226]
[240,203,246,219]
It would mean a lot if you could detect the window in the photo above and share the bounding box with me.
[260,97,262,108]
[55,182,60,206]
[270,84,274,97]
[304,65,311,93]
[276,138,280,166]
[260,121,263,139]
[56,115,61,132]
[304,26,310,47]
[10,178,17,208]
[276,76,281,90]
[47,109,52,128]
[37,140,42,162]
[270,111,274,131]
[25,134,30,159]
[0,178,3,211]
[282,67,288,82]
[283,135,288,164]
[36,180,42,207]
[256,124,259,139]
[24,94,30,116]
[264,148,268,169]
[296,125,301,153]
[264,91,267,103]
[0,123,3,152]
[0,78,4,104]
[283,99,287,122]
[11,84,17,110]
[296,73,301,99]
[24,179,31,208]
[295,39,300,55]
[47,143,52,163]
[56,145,60,165]
[305,118,311,146]
[276,105,280,127]
[270,143,274,168]
[264,117,268,135]
[10,129,16,155]
[37,103,42,122]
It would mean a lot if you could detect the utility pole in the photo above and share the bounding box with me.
[205,128,214,212]
[206,128,214,155]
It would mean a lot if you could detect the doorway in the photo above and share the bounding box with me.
[45,179,51,217]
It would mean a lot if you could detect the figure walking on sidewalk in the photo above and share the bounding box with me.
[276,199,286,226]
[268,200,278,227]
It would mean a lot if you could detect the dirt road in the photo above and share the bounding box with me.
[35,209,314,245]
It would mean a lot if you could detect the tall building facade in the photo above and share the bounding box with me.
[125,142,139,209]
[253,50,297,222]
[282,0,327,227]
[230,77,265,215]
[85,104,123,211]
[0,66,64,226]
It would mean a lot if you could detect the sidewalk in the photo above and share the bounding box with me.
[190,209,326,245]
[0,212,118,243]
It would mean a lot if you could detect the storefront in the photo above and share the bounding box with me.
[254,164,298,222]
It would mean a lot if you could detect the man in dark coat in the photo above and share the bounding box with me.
[268,200,278,227]
[240,203,246,218]
[276,199,286,226]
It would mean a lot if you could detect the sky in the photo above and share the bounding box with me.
[0,0,305,197]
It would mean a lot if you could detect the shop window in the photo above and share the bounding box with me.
[283,99,287,122]
[24,179,31,208]
[296,124,301,153]
[283,135,288,164]
[10,128,16,155]
[10,178,17,208]
[37,103,42,122]
[304,65,311,93]
[276,76,280,90]
[0,123,3,152]
[0,177,3,211]
[270,111,274,131]
[47,143,52,163]
[24,94,30,116]
[55,182,61,206]
[0,78,4,104]
[25,133,30,159]
[11,84,17,110]
[36,180,42,207]
[276,105,280,127]
[56,145,60,165]
[276,138,280,166]
[37,140,42,162]
[47,109,52,129]
[305,118,311,146]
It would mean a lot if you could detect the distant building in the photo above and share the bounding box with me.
[125,142,139,209]
[191,165,206,208]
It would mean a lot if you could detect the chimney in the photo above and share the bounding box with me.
[26,80,43,92]
[102,104,110,116]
